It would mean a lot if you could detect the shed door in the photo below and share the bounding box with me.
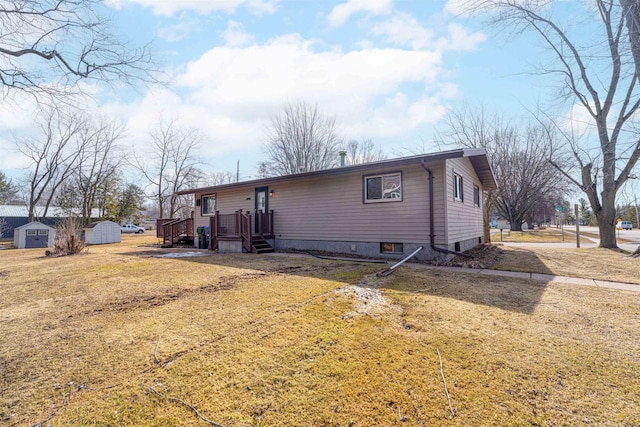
[25,229,49,248]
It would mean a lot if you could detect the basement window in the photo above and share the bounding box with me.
[454,242,461,252]
[364,172,402,203]
[381,242,404,253]
[201,194,216,216]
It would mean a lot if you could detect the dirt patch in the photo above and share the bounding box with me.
[0,270,8,279]
[427,244,504,269]
[336,283,400,319]
[86,272,270,315]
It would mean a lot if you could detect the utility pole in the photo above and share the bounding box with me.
[236,160,240,183]
[575,203,580,248]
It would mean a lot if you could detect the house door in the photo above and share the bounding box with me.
[255,186,268,233]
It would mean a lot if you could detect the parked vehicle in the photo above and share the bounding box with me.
[121,224,145,234]
[620,221,633,230]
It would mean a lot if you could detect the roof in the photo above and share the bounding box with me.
[14,221,54,230]
[177,148,497,195]
[0,205,101,218]
[84,220,119,229]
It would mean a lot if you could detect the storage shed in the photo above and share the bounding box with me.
[13,221,55,249]
[82,221,121,245]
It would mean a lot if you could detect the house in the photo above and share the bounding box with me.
[175,148,496,261]
[82,221,122,245]
[0,205,101,240]
[13,221,56,249]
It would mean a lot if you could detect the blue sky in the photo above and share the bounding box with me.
[0,0,587,183]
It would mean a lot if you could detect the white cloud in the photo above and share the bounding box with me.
[106,34,450,165]
[105,0,280,16]
[222,21,255,47]
[328,0,393,27]
[437,24,487,52]
[156,13,203,42]
[371,12,433,50]
[371,13,485,52]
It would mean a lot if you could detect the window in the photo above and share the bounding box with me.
[453,173,463,202]
[26,230,37,236]
[364,172,402,203]
[473,185,480,207]
[38,230,49,235]
[454,242,461,252]
[201,194,216,215]
[381,242,404,253]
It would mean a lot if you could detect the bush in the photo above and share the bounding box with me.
[47,218,86,257]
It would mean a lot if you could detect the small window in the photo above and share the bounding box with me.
[26,230,37,236]
[473,185,480,207]
[453,173,463,202]
[381,242,404,253]
[364,172,402,203]
[38,230,49,235]
[201,194,216,216]
[454,242,461,252]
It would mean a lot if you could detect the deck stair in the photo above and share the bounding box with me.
[251,236,274,253]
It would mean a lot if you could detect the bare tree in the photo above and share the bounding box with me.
[132,118,202,219]
[343,139,386,165]
[471,0,640,247]
[0,0,157,101]
[264,101,343,175]
[18,107,84,221]
[439,105,566,235]
[621,0,640,78]
[56,117,123,225]
[208,170,236,186]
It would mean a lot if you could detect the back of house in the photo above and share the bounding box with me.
[176,149,496,261]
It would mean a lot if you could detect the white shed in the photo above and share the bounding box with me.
[13,221,55,249]
[82,221,121,245]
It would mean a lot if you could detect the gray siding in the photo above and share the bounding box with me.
[445,157,484,243]
[194,162,448,245]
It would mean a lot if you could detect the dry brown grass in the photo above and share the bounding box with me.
[490,228,571,243]
[1,235,639,426]
[495,246,640,284]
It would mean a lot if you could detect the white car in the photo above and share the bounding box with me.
[121,224,145,234]
[620,221,633,230]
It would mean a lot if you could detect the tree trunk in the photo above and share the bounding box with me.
[597,195,618,248]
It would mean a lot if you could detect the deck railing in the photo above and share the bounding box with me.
[240,212,252,253]
[162,217,194,245]
[255,209,274,236]
[209,210,274,251]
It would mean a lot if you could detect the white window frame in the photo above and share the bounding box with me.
[473,185,480,207]
[364,172,403,204]
[26,229,37,236]
[453,173,463,202]
[201,194,216,216]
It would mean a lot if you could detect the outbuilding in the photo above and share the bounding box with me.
[13,221,55,249]
[82,221,121,245]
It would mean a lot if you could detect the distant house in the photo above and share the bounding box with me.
[174,149,496,261]
[0,205,101,239]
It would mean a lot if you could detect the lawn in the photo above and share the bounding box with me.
[1,235,639,426]
[493,246,640,285]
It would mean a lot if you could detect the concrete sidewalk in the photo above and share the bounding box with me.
[407,263,640,293]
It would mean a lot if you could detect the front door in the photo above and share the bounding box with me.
[255,186,268,233]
